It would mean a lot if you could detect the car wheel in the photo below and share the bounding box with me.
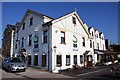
[6,69,9,72]
[23,69,26,72]
[7,67,11,73]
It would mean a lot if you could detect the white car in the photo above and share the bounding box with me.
[2,57,27,72]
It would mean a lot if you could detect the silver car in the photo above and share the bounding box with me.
[2,57,27,72]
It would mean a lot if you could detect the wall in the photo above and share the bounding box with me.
[51,13,94,71]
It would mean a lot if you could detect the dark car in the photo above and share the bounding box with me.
[2,57,27,72]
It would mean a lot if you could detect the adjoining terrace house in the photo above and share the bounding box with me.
[13,9,106,73]
[2,24,15,58]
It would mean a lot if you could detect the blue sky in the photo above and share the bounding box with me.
[0,2,2,48]
[2,2,118,47]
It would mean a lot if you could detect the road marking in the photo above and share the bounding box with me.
[77,68,107,76]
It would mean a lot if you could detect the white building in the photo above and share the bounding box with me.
[14,9,106,73]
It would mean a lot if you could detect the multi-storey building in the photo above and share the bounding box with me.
[88,27,106,64]
[13,9,106,73]
[2,24,15,58]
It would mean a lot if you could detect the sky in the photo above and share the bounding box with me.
[2,0,120,2]
[0,2,2,48]
[1,2,118,47]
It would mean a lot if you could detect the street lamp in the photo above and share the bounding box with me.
[52,46,59,73]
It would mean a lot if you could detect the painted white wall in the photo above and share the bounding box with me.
[13,10,106,72]
[14,13,51,70]
[89,28,106,64]
[51,13,94,71]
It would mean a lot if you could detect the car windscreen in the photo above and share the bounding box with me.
[10,58,22,63]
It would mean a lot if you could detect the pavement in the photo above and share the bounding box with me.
[14,67,76,78]
[2,67,76,80]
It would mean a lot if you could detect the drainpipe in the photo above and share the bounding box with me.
[47,24,50,71]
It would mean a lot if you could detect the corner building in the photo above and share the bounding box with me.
[14,9,106,72]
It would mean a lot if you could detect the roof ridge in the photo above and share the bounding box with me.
[27,9,54,19]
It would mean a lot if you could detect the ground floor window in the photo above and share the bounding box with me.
[74,55,77,64]
[42,54,46,67]
[80,55,83,64]
[34,54,38,66]
[66,55,70,66]
[28,55,31,65]
[56,55,62,67]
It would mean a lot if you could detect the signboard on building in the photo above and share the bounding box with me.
[73,35,78,51]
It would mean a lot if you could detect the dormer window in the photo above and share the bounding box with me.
[97,34,98,38]
[102,36,104,40]
[72,17,76,25]
[30,17,33,26]
[92,31,94,36]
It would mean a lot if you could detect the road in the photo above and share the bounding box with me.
[60,64,120,80]
[77,67,120,80]
[1,62,120,80]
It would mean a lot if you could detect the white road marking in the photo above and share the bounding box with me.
[77,68,108,76]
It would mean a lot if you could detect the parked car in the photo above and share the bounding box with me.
[2,57,27,72]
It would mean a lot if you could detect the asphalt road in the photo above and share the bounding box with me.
[60,64,120,80]
[1,63,120,80]
[77,68,120,80]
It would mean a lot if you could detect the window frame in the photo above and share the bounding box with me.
[73,43,77,48]
[28,35,32,46]
[30,17,33,26]
[56,55,62,67]
[60,31,65,44]
[42,54,47,67]
[92,31,94,36]
[82,37,85,47]
[21,37,24,47]
[66,55,70,66]
[34,44,39,48]
[72,17,76,25]
[34,54,38,66]
[43,30,48,43]
[97,43,99,50]
[28,55,31,65]
[80,55,83,64]
[15,43,17,49]
[74,55,77,65]
[90,40,92,48]
[22,23,25,30]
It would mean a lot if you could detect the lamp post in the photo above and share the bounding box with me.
[52,46,59,73]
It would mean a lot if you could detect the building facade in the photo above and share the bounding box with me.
[13,9,106,72]
[2,24,15,58]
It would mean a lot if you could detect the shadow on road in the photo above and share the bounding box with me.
[99,74,120,80]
